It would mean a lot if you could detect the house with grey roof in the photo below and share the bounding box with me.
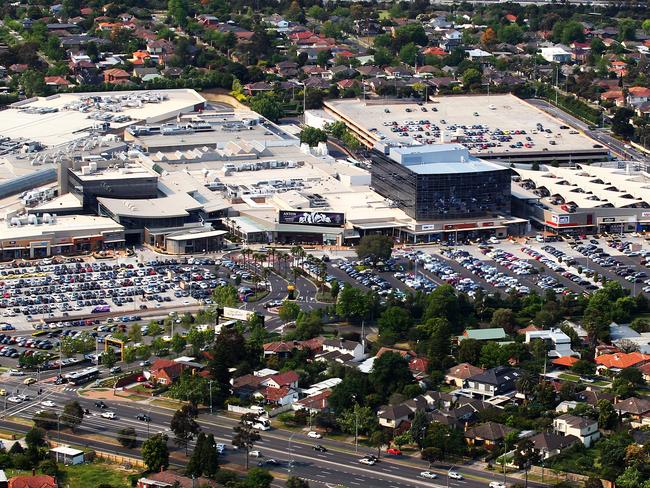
[553,414,600,447]
[529,432,580,459]
[464,366,522,399]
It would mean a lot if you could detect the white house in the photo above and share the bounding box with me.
[466,48,492,62]
[321,339,365,362]
[525,328,578,358]
[540,47,572,63]
[50,446,85,465]
[553,414,600,447]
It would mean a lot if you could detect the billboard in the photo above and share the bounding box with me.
[279,210,345,227]
[222,307,256,321]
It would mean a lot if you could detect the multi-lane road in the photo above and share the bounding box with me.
[0,372,544,488]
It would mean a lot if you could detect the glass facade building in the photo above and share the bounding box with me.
[371,145,511,220]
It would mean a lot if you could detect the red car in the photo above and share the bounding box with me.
[386,448,402,456]
[136,375,146,382]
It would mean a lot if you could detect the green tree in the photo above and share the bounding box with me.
[377,306,412,342]
[117,427,137,448]
[597,399,618,430]
[356,234,393,265]
[337,404,378,436]
[369,352,414,400]
[462,68,482,87]
[490,308,515,333]
[499,24,524,44]
[299,127,328,147]
[560,21,586,44]
[458,338,482,365]
[335,286,369,323]
[279,300,301,322]
[643,19,650,34]
[618,19,637,41]
[233,413,262,470]
[399,42,418,65]
[61,401,83,432]
[168,0,190,27]
[170,334,186,355]
[100,351,116,369]
[142,434,169,472]
[611,107,635,138]
[245,467,273,488]
[33,410,57,430]
[171,405,200,455]
[249,93,285,122]
[212,284,239,308]
[286,477,310,488]
[20,70,46,97]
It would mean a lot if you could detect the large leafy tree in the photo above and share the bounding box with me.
[369,352,414,400]
[142,434,169,472]
[61,401,84,432]
[356,235,393,265]
[170,405,200,455]
[232,413,262,470]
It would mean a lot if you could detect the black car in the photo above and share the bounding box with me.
[95,400,107,409]
[313,445,328,452]
[136,413,151,422]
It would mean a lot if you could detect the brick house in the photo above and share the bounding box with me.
[103,68,131,84]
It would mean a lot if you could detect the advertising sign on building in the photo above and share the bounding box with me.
[279,210,345,227]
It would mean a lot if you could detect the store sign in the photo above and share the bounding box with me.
[602,217,616,223]
[421,224,436,231]
[482,222,494,227]
[552,215,570,224]
[279,210,345,227]
[222,307,256,321]
[642,212,650,218]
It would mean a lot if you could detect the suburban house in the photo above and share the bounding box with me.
[377,403,413,429]
[7,475,57,488]
[294,389,332,413]
[595,352,650,373]
[464,366,522,399]
[464,421,515,447]
[627,86,650,106]
[458,328,506,342]
[49,446,84,465]
[525,328,578,358]
[575,388,614,407]
[260,371,299,390]
[529,432,580,459]
[553,414,600,447]
[614,397,650,427]
[103,68,130,84]
[262,386,299,406]
[148,359,185,385]
[319,339,365,362]
[445,363,484,387]
[540,46,572,63]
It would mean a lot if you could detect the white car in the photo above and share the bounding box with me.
[7,396,23,403]
[40,401,56,407]
[359,457,376,466]
[489,483,506,488]
[216,443,226,454]
[101,411,116,419]
[8,369,25,376]
[420,471,438,479]
[448,471,463,480]
[249,450,262,457]
[307,431,322,439]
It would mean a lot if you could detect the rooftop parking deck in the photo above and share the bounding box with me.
[325,94,609,162]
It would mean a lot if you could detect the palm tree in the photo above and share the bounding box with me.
[516,371,537,406]
[268,247,276,271]
[241,248,252,269]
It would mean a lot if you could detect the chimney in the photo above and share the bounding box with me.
[32,468,36,476]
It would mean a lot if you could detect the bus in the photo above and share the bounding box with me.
[64,367,100,385]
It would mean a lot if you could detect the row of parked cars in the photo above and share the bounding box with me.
[441,248,530,294]
[573,243,648,287]
[332,260,395,295]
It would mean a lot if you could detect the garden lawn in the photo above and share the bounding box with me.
[9,460,137,488]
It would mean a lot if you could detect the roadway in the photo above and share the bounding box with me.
[527,99,648,162]
[0,373,546,488]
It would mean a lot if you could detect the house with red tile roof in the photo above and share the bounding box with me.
[44,76,70,89]
[103,68,131,84]
[137,471,216,488]
[517,324,542,335]
[600,89,625,106]
[628,86,650,106]
[294,389,332,412]
[262,385,298,405]
[595,352,650,372]
[552,356,579,368]
[8,475,57,488]
[149,359,184,385]
[261,370,299,389]
[505,14,517,23]
[445,363,484,387]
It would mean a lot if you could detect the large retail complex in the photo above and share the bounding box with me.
[0,89,648,258]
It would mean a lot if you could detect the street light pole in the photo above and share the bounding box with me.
[209,379,213,414]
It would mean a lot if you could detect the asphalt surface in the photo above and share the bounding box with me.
[0,372,547,488]
[527,99,648,162]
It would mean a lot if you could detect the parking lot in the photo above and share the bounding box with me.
[326,95,601,158]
